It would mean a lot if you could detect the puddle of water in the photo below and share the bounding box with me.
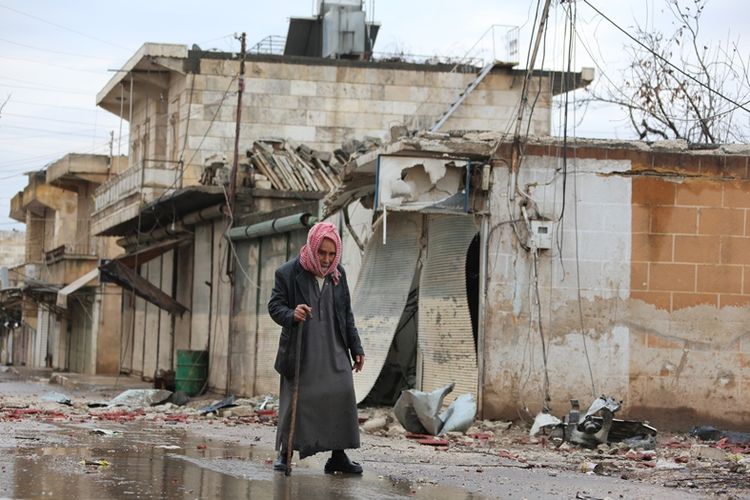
[1,425,479,499]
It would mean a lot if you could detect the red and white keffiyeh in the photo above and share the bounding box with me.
[299,222,342,284]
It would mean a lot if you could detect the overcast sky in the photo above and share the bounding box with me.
[0,0,747,230]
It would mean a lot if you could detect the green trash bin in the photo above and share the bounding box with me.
[175,350,208,396]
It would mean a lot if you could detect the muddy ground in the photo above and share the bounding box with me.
[0,367,747,499]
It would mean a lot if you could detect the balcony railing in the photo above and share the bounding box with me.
[94,162,176,212]
[44,244,99,265]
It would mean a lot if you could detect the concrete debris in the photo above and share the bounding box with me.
[691,444,728,461]
[41,392,72,406]
[247,139,341,192]
[91,428,119,436]
[333,137,382,164]
[48,373,69,386]
[108,389,172,408]
[692,426,750,444]
[219,405,257,418]
[362,416,389,433]
[622,435,656,450]
[200,154,231,186]
[530,413,562,437]
[167,391,190,407]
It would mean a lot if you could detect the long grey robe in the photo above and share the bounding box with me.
[275,274,360,458]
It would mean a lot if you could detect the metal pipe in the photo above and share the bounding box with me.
[227,213,316,241]
[117,204,225,248]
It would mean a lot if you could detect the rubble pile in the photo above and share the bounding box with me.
[353,394,749,497]
[246,139,341,192]
[0,390,281,428]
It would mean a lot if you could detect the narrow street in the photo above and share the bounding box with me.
[2,368,745,499]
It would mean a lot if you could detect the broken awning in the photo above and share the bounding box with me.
[56,268,99,309]
[116,237,189,268]
[99,259,188,316]
[351,212,422,403]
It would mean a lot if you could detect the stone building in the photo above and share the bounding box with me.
[3,154,126,373]
[92,19,590,389]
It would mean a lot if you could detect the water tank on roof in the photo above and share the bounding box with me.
[284,0,379,59]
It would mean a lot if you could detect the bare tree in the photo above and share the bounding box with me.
[592,0,750,144]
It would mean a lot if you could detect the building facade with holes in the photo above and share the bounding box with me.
[92,36,590,387]
[4,154,126,373]
[327,134,750,429]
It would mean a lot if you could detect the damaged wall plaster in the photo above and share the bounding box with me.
[483,153,750,428]
[378,156,467,210]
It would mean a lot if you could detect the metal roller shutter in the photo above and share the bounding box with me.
[418,214,478,401]
[352,213,422,403]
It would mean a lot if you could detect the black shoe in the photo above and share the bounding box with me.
[273,451,289,472]
[324,451,363,475]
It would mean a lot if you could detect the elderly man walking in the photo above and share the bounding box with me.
[268,222,365,474]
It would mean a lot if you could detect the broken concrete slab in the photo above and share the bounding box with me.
[108,389,172,408]
[41,392,72,406]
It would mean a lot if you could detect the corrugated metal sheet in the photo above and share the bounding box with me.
[352,213,422,403]
[254,234,294,395]
[418,214,478,401]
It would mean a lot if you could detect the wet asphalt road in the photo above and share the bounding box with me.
[0,370,708,499]
[0,370,475,499]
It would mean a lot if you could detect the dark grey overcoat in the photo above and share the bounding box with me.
[268,256,364,375]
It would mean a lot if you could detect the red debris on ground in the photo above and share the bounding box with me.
[405,432,434,440]
[716,437,750,454]
[498,449,528,463]
[163,414,190,423]
[92,409,145,421]
[663,439,692,449]
[468,432,494,441]
[4,409,66,420]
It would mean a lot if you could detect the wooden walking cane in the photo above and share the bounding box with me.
[285,319,304,476]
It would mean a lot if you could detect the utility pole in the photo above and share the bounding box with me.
[225,32,247,394]
[227,32,246,216]
[108,130,114,176]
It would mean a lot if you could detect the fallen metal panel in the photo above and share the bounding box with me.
[56,268,99,309]
[352,213,422,403]
[418,214,478,402]
[99,260,188,316]
[116,237,189,268]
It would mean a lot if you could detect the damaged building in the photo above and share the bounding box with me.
[326,132,750,429]
[3,154,127,373]
[89,2,591,394]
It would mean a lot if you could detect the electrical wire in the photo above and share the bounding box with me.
[582,0,750,115]
[0,3,131,52]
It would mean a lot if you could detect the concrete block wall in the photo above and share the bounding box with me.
[627,154,750,427]
[483,146,750,428]
[484,154,633,422]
